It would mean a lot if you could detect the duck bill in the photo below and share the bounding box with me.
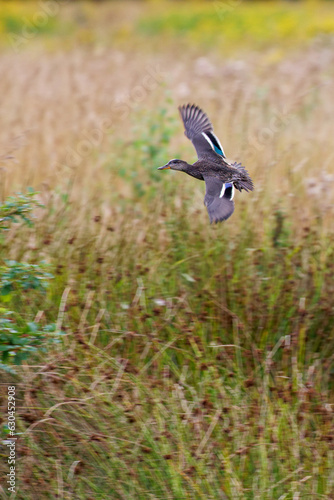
[157,164,170,170]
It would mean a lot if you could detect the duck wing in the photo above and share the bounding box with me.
[179,104,226,160]
[203,175,234,223]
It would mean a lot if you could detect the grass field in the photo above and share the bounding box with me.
[1,1,334,499]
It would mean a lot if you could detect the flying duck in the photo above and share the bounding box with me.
[158,104,253,223]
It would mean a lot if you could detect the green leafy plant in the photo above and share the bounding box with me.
[0,188,43,231]
[0,260,53,296]
[0,309,64,368]
[112,103,179,200]
[0,190,56,371]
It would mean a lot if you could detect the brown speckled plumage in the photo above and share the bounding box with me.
[158,104,254,223]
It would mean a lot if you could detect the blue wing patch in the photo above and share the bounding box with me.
[224,183,234,200]
[205,131,226,158]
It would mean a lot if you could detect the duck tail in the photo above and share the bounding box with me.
[237,177,254,192]
[231,162,254,192]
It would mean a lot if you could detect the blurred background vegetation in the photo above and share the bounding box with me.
[0,1,334,499]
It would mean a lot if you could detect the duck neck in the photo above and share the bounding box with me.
[183,162,203,180]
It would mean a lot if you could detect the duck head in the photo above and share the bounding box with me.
[158,159,189,172]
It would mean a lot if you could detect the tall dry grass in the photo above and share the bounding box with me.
[1,39,334,226]
[0,3,334,499]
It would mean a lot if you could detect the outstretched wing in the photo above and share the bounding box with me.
[203,176,234,223]
[179,104,226,160]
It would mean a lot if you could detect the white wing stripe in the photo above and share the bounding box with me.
[211,132,225,157]
[219,183,226,198]
[202,132,226,157]
[202,132,214,150]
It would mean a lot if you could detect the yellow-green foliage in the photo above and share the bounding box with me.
[137,2,334,51]
[1,1,334,53]
[0,2,59,39]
